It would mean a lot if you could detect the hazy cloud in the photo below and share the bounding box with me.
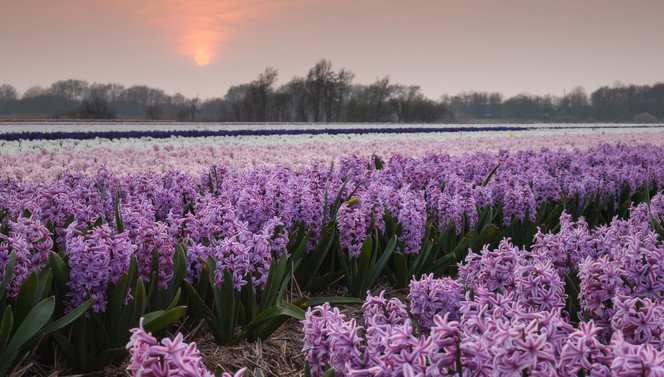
[115,0,307,64]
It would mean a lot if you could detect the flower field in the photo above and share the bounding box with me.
[1,122,664,376]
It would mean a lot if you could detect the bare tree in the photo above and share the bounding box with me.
[0,84,18,101]
[390,85,421,122]
[322,70,337,122]
[121,85,151,105]
[253,67,278,121]
[22,86,45,99]
[225,84,249,121]
[368,76,392,122]
[243,67,278,121]
[333,68,355,121]
[175,96,199,121]
[284,77,308,121]
[49,79,89,101]
[79,96,116,119]
[306,59,334,122]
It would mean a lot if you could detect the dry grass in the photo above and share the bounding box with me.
[10,281,406,377]
[197,319,306,377]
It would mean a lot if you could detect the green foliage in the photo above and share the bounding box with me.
[292,224,342,293]
[339,233,397,298]
[50,252,186,373]
[183,246,307,346]
[0,257,93,377]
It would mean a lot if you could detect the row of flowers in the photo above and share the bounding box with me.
[1,140,663,374]
[4,121,660,134]
[302,194,664,376]
[122,192,664,377]
[2,131,664,182]
[2,142,663,300]
[0,125,542,142]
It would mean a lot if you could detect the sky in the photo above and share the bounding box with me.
[2,0,663,100]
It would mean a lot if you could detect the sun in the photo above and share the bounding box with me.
[194,51,210,66]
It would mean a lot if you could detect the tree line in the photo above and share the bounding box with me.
[444,84,664,123]
[0,59,662,123]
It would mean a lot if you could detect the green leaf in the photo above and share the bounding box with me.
[304,361,312,377]
[643,182,664,239]
[357,237,373,283]
[245,302,306,331]
[114,187,124,234]
[183,280,224,343]
[364,235,397,294]
[207,256,238,344]
[51,331,75,363]
[259,255,289,312]
[147,249,160,300]
[321,163,334,226]
[173,244,187,284]
[470,224,500,252]
[543,202,565,229]
[0,250,16,298]
[338,250,352,291]
[305,272,344,293]
[90,311,111,351]
[0,306,13,351]
[289,228,311,264]
[42,297,94,334]
[427,233,472,274]
[48,251,69,304]
[250,297,307,342]
[218,268,239,344]
[214,365,225,377]
[14,272,39,329]
[88,346,126,372]
[108,274,129,344]
[166,288,182,311]
[374,155,384,170]
[475,205,494,231]
[307,297,365,306]
[142,306,187,333]
[93,216,104,228]
[255,303,307,341]
[208,173,215,195]
[393,252,409,289]
[408,240,433,279]
[535,201,549,225]
[299,225,337,290]
[33,267,53,306]
[239,289,252,335]
[482,162,502,187]
[131,278,147,330]
[0,297,55,376]
[113,257,140,345]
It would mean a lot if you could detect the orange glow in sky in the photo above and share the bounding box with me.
[121,0,298,66]
[194,51,211,66]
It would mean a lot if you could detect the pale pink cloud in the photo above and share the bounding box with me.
[113,0,308,65]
